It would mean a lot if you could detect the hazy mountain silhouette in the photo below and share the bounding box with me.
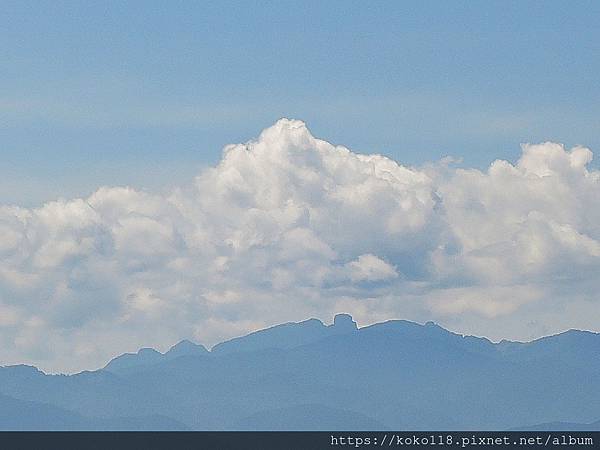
[0,392,189,431]
[511,420,600,431]
[233,404,387,430]
[1,314,599,430]
[212,313,358,355]
[105,340,208,375]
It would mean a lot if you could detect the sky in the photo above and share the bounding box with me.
[2,1,600,206]
[1,2,600,372]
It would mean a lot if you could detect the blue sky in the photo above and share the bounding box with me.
[2,1,600,205]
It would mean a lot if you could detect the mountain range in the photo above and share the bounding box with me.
[1,314,599,430]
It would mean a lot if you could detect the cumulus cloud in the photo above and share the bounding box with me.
[346,254,399,282]
[1,119,599,372]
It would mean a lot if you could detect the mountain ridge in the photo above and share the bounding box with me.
[101,315,600,375]
[1,314,599,430]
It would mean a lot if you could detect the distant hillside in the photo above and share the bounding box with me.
[511,420,600,431]
[1,314,599,430]
[0,392,189,431]
[104,340,208,375]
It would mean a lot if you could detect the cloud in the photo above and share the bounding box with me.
[1,119,599,372]
[346,254,398,282]
[435,142,600,285]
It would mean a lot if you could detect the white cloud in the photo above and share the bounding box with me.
[346,254,399,282]
[0,119,599,372]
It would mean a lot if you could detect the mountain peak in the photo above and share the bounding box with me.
[332,313,358,333]
[166,340,208,358]
[103,347,163,374]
